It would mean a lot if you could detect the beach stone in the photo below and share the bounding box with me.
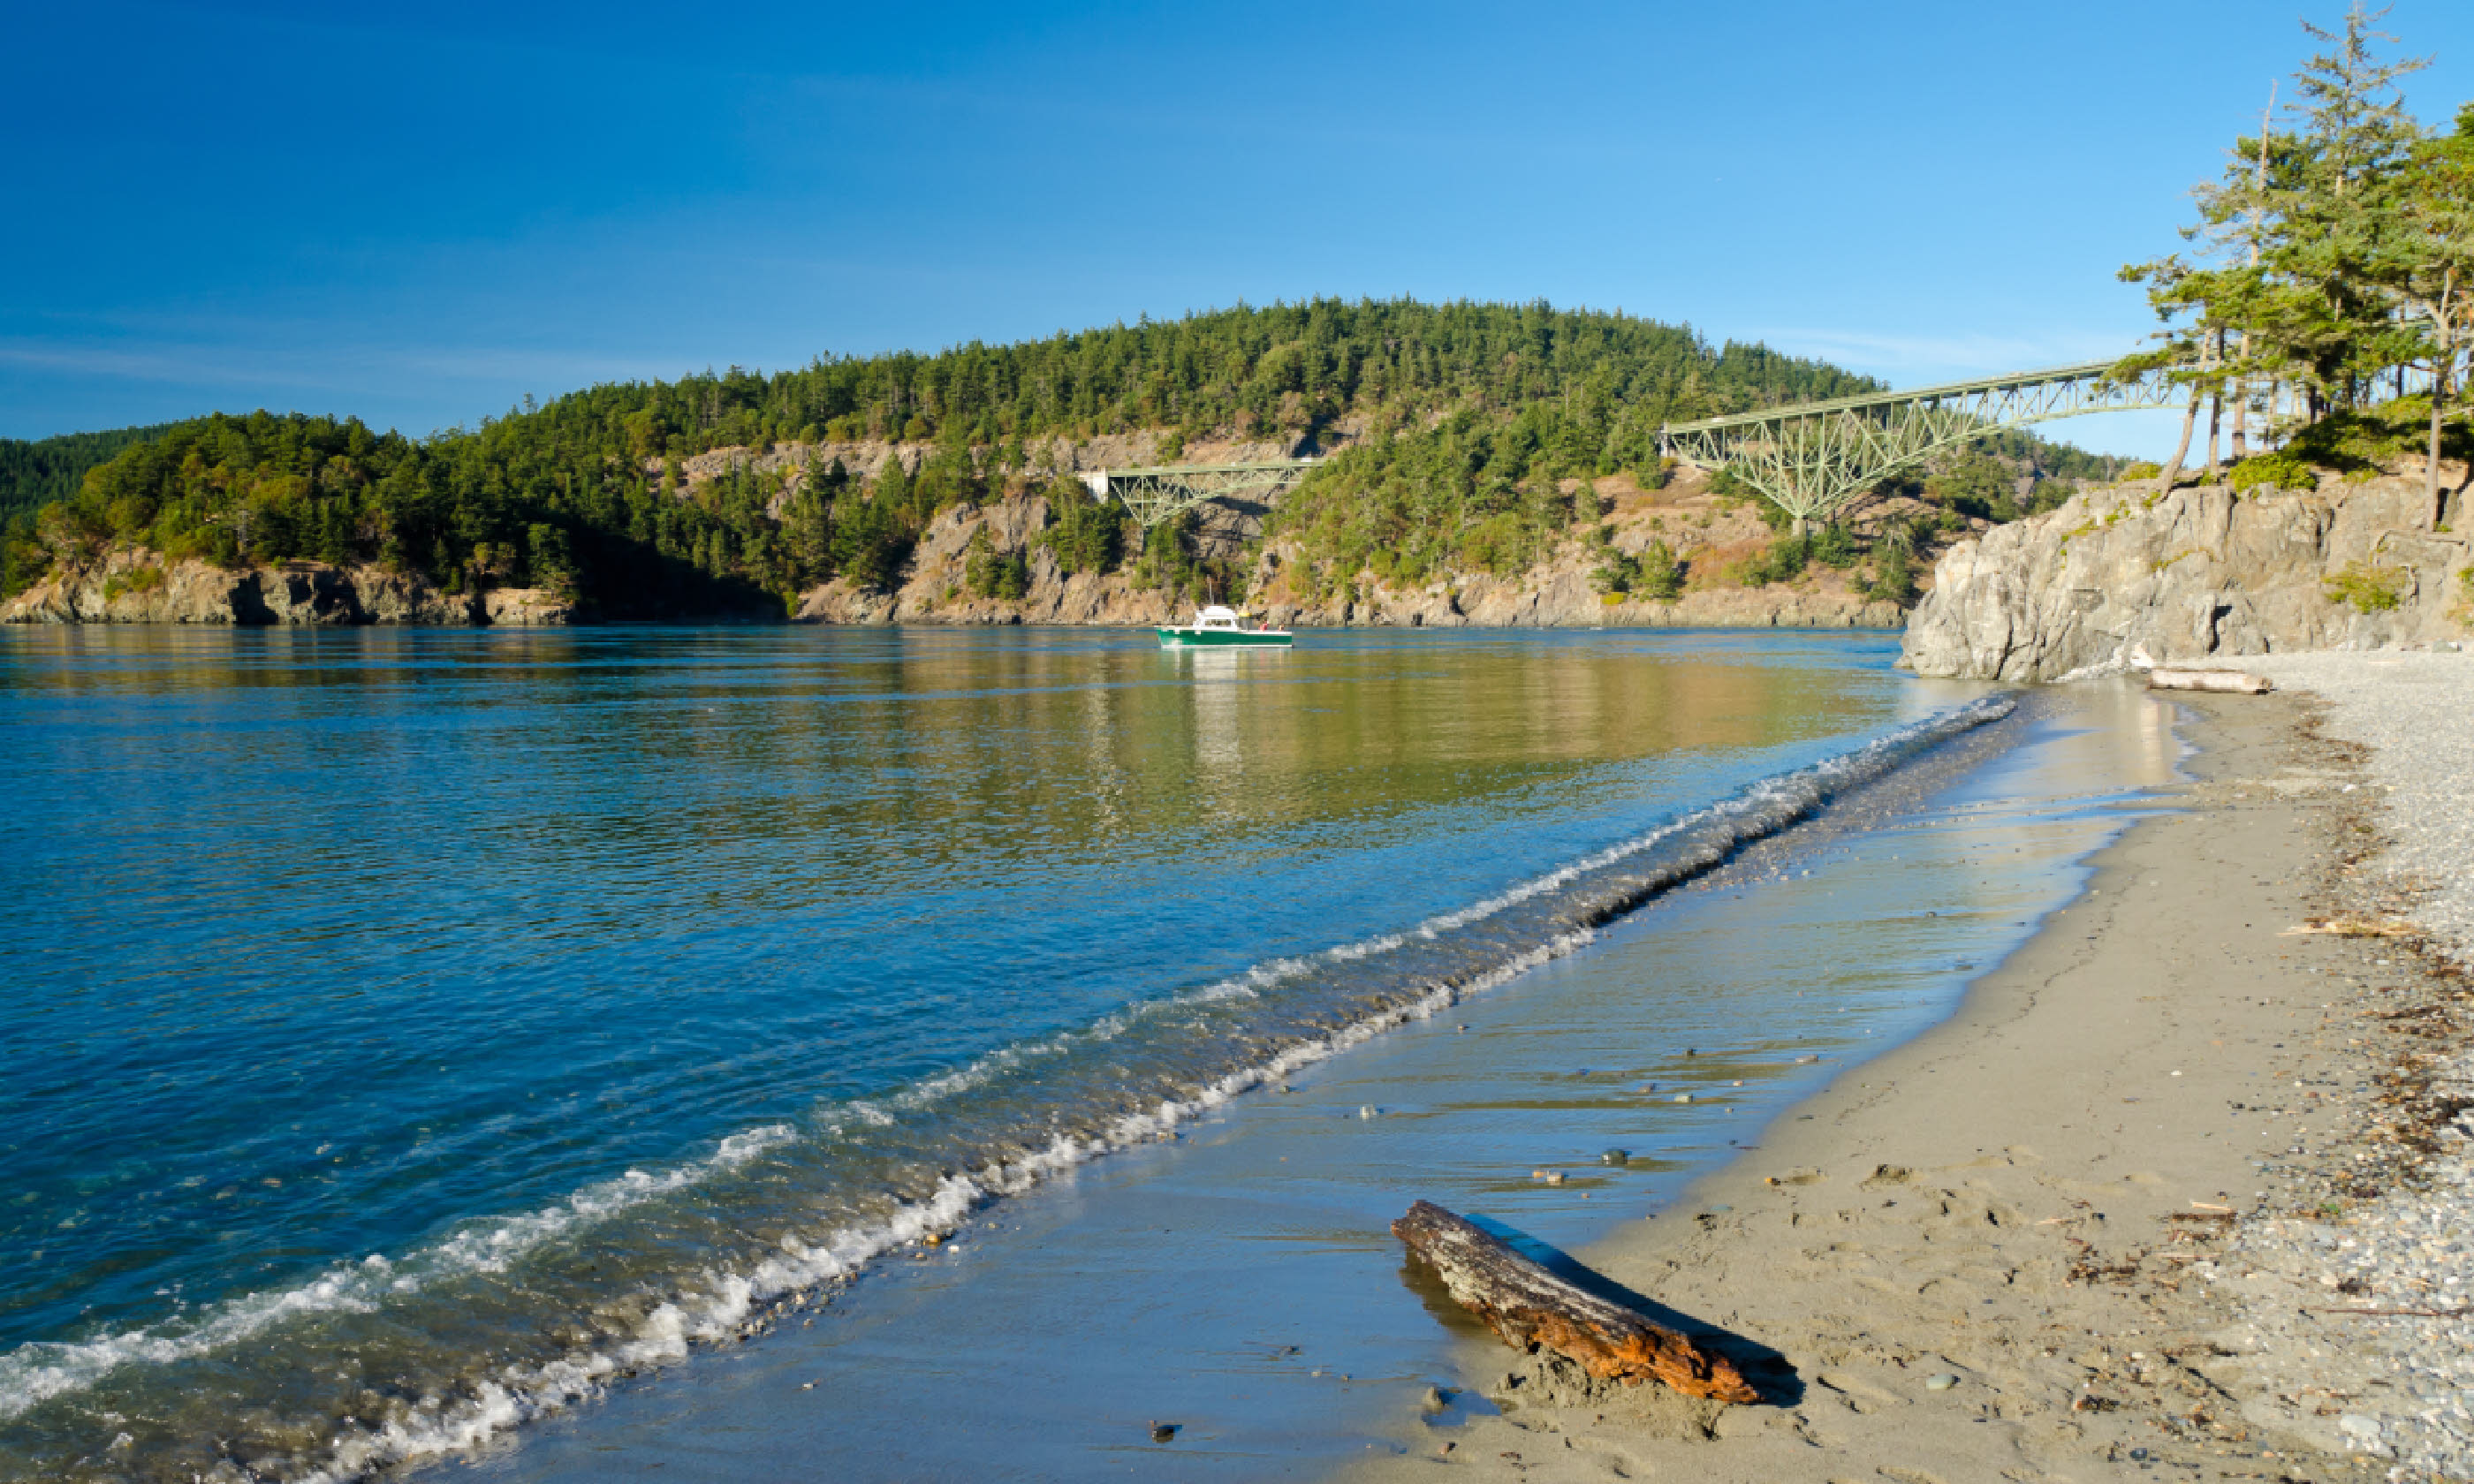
[1924,1373,1959,1390]
[1150,1422,1180,1442]
[1600,1149,1629,1166]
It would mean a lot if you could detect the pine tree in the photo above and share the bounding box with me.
[2368,103,2474,525]
[2118,4,2439,483]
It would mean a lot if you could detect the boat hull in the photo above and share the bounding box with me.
[1156,628,1291,647]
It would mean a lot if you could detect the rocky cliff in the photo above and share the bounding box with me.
[0,545,573,626]
[1900,470,2471,681]
[793,472,1914,631]
[6,467,1930,632]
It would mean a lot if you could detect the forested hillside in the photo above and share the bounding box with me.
[0,299,2106,616]
[1,425,173,526]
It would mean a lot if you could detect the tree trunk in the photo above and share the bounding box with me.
[2231,331,2252,460]
[2205,393,2222,479]
[2155,393,2200,494]
[1392,1201,1757,1402]
[2430,361,2449,532]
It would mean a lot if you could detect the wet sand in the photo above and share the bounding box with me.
[1347,690,2377,1483]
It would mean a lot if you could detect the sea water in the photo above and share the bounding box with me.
[0,625,2071,1481]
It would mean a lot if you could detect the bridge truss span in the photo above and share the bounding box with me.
[1658,359,2185,530]
[1081,458,1323,529]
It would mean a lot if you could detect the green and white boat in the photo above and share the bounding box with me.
[1156,604,1292,648]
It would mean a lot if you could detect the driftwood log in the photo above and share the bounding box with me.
[2148,667,2273,694]
[1392,1200,1757,1403]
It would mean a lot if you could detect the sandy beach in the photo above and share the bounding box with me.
[1351,656,2474,1484]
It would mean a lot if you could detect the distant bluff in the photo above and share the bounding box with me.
[790,457,1913,632]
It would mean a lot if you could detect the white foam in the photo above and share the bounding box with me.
[0,1123,793,1421]
[295,921,1611,1483]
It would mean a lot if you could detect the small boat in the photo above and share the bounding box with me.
[1156,604,1292,648]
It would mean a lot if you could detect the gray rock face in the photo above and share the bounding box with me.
[794,494,1909,631]
[1900,473,2471,681]
[1,547,571,626]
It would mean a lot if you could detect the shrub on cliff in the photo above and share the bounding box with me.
[2278,401,2474,481]
[2325,560,2410,613]
[1734,532,1811,587]
[1590,540,1685,601]
[962,528,1030,601]
[0,517,36,599]
[1036,478,1124,577]
[1857,550,1920,608]
[2228,451,2314,494]
[1809,523,1859,568]
[1635,541,1686,599]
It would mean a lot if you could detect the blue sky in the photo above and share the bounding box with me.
[6,1,2471,455]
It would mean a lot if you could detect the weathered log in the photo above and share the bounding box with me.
[2148,667,2273,694]
[1391,1200,1757,1403]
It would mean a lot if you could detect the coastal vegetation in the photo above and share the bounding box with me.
[2119,4,2474,524]
[0,425,171,526]
[3,300,2109,617]
[0,425,172,594]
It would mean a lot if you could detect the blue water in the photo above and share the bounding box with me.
[0,625,1986,1481]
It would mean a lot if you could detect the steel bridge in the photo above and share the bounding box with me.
[1081,458,1322,529]
[1658,359,2185,530]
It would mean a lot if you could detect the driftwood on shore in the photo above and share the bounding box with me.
[1392,1200,1757,1403]
[2148,667,2274,694]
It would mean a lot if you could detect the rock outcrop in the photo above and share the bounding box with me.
[796,479,1912,632]
[1900,471,2471,681]
[1,546,573,626]
[9,469,1924,632]
[675,428,1321,501]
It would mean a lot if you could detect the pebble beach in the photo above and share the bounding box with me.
[2219,653,2474,1480]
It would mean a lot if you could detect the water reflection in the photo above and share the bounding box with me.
[0,624,1942,1484]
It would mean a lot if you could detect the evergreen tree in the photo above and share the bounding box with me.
[2371,102,2474,524]
[2118,4,2465,515]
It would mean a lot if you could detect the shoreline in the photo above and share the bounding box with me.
[1348,662,2472,1482]
[426,672,2162,1484]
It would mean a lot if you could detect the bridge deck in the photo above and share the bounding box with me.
[1097,458,1319,478]
[1661,359,2127,434]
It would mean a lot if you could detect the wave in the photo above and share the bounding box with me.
[0,1124,796,1425]
[0,693,2015,1483]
